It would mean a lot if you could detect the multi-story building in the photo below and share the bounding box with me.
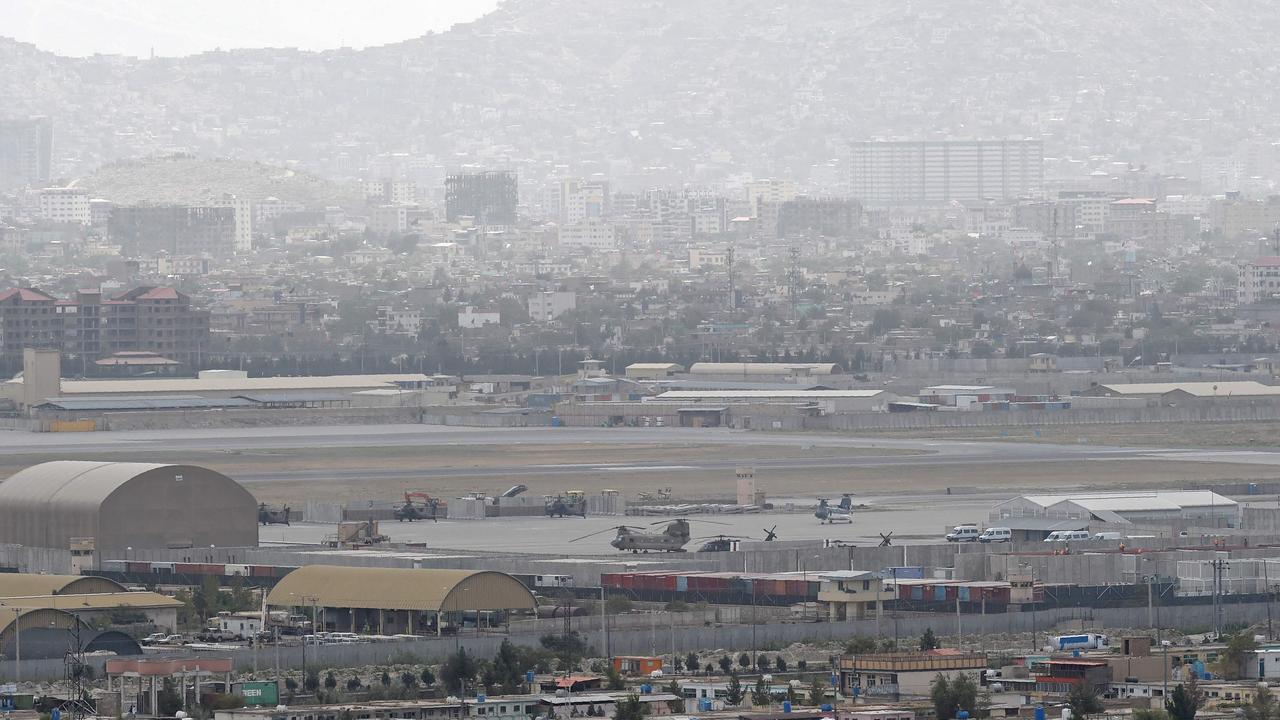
[744,178,797,211]
[108,205,236,257]
[445,171,518,225]
[562,180,610,224]
[458,306,501,329]
[849,139,1043,206]
[214,195,253,253]
[528,291,577,322]
[38,188,91,225]
[369,205,409,236]
[0,286,209,363]
[1238,257,1280,305]
[0,117,53,190]
[89,199,114,229]
[1057,190,1114,235]
[371,306,421,336]
[558,220,617,251]
[777,196,861,237]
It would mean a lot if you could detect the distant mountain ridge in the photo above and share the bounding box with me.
[3,0,1279,183]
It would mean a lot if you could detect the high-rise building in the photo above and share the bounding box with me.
[0,117,53,190]
[0,286,209,363]
[214,195,253,253]
[849,139,1043,206]
[38,188,91,225]
[1238,257,1280,305]
[108,205,237,256]
[445,171,518,225]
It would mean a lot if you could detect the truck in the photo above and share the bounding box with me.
[1049,633,1108,651]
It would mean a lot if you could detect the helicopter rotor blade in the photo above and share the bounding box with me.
[570,526,633,543]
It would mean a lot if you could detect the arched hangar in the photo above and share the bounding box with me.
[0,461,257,552]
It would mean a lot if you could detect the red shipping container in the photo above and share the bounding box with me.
[127,561,150,574]
[251,565,273,577]
[175,563,199,575]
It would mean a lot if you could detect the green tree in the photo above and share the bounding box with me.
[346,676,362,692]
[284,677,298,692]
[605,596,634,613]
[606,664,626,691]
[719,656,733,673]
[491,639,525,693]
[324,671,337,689]
[1165,679,1203,720]
[757,655,772,671]
[1245,685,1278,720]
[1220,633,1259,680]
[614,694,647,720]
[920,628,940,651]
[1134,711,1171,720]
[421,667,436,687]
[380,670,392,687]
[724,673,744,706]
[1066,684,1104,720]
[738,652,751,669]
[809,676,827,706]
[441,648,479,694]
[157,678,183,716]
[774,656,787,672]
[751,676,772,707]
[931,673,979,720]
[664,680,683,711]
[304,670,320,692]
[401,671,417,689]
[686,653,700,675]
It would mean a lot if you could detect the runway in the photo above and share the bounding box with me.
[1,425,1276,483]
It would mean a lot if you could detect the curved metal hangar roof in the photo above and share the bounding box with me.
[0,461,257,552]
[266,566,537,613]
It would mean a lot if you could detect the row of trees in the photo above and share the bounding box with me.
[931,672,1205,720]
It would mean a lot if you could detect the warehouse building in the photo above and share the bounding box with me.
[0,574,161,660]
[265,566,536,636]
[653,389,896,414]
[1081,381,1280,405]
[991,491,1238,526]
[0,461,258,552]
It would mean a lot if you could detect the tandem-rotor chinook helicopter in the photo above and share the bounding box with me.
[571,518,732,553]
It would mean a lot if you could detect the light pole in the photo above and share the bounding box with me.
[1,605,19,685]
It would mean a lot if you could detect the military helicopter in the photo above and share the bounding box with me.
[695,534,753,552]
[571,518,730,553]
[545,491,587,518]
[258,503,291,526]
[395,491,442,522]
[762,525,779,541]
[815,495,854,524]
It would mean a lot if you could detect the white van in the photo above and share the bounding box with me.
[1093,532,1123,541]
[978,527,1012,543]
[1044,530,1090,542]
[946,525,981,542]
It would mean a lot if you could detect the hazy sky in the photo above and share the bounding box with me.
[3,0,501,57]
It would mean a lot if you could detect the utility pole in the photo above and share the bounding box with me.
[787,243,801,322]
[726,243,736,311]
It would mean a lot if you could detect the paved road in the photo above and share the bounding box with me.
[1,425,1277,483]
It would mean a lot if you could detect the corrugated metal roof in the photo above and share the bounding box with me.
[0,574,126,598]
[688,362,842,375]
[656,389,886,399]
[0,461,192,509]
[265,566,537,613]
[37,396,255,411]
[0,591,182,610]
[16,374,438,396]
[1096,381,1280,397]
[234,393,350,403]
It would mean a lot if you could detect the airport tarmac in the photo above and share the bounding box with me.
[259,491,1009,554]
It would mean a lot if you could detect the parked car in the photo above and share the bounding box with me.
[141,632,168,645]
[978,527,1012,543]
[946,525,981,542]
